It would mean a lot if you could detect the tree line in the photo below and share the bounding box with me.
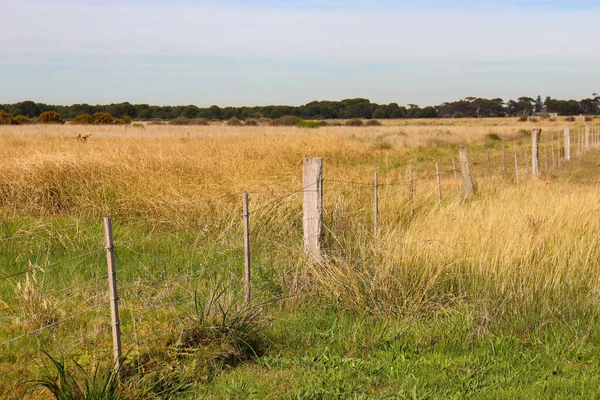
[1,96,599,122]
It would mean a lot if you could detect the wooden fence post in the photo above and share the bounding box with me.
[513,142,519,183]
[532,129,542,177]
[459,144,475,197]
[452,159,460,195]
[103,217,122,373]
[303,157,323,262]
[242,192,251,305]
[585,123,590,152]
[409,166,414,218]
[564,125,571,161]
[544,135,548,174]
[374,172,379,239]
[435,163,442,203]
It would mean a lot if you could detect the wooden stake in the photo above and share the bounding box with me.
[532,129,542,177]
[242,192,251,305]
[103,217,122,373]
[459,144,475,197]
[303,157,323,261]
[585,123,590,152]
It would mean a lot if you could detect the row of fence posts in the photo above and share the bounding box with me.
[79,125,598,376]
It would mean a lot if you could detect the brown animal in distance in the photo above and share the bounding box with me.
[76,132,92,142]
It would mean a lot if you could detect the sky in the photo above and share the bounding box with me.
[1,0,599,107]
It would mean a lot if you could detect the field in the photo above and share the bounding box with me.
[2,118,600,399]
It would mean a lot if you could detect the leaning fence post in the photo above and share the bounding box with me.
[532,128,542,177]
[452,159,460,196]
[513,142,519,183]
[459,144,475,197]
[564,125,571,161]
[103,217,122,373]
[242,192,251,305]
[303,157,323,262]
[374,172,379,240]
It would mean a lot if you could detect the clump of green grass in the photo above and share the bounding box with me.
[486,133,502,141]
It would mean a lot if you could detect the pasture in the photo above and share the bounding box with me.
[2,118,600,398]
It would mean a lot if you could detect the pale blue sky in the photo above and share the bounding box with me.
[1,0,599,106]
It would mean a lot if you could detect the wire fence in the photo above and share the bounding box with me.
[0,124,598,395]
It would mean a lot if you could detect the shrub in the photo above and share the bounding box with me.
[519,129,529,136]
[585,116,593,122]
[72,114,94,125]
[132,123,145,128]
[296,120,320,128]
[38,111,63,124]
[549,117,557,122]
[119,116,132,125]
[317,121,328,127]
[258,117,272,125]
[345,119,364,127]
[190,118,208,125]
[564,116,576,122]
[487,133,502,141]
[226,117,242,126]
[271,116,301,126]
[529,117,539,123]
[14,115,31,125]
[329,122,342,127]
[244,119,258,126]
[518,115,528,122]
[170,117,192,125]
[92,112,114,125]
[365,120,382,126]
[0,110,12,125]
[540,113,550,120]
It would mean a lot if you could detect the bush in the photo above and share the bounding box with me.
[540,113,550,120]
[329,122,342,127]
[365,120,382,126]
[226,117,242,126]
[38,111,63,124]
[119,116,132,124]
[258,117,272,125]
[487,133,502,141]
[271,116,301,126]
[0,110,13,125]
[14,115,31,125]
[190,118,208,125]
[564,116,576,122]
[317,121,328,127]
[244,119,258,126]
[132,123,145,128]
[519,129,530,136]
[529,117,539,123]
[585,116,593,122]
[345,119,364,127]
[296,120,320,128]
[518,115,528,122]
[72,114,94,125]
[92,112,114,125]
[549,117,557,122]
[169,117,192,125]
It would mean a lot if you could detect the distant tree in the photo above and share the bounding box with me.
[38,111,63,124]
[535,95,543,113]
[181,105,201,119]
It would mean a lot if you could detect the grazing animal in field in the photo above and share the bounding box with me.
[76,132,92,142]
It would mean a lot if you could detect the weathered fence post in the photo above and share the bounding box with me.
[532,129,542,177]
[303,157,322,262]
[585,123,590,152]
[374,172,379,240]
[103,217,122,373]
[564,125,571,161]
[409,166,414,218]
[513,142,519,183]
[242,192,252,305]
[435,163,442,203]
[452,159,460,196]
[459,144,475,197]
